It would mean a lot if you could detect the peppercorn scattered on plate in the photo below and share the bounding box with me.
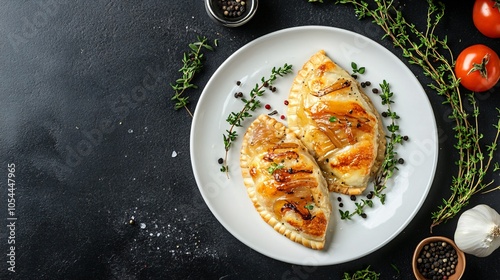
[191,26,438,265]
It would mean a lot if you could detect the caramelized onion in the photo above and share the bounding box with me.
[275,177,316,193]
[316,122,344,148]
[263,143,300,162]
[312,78,351,97]
[273,199,313,221]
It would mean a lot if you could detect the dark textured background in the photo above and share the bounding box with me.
[0,0,499,279]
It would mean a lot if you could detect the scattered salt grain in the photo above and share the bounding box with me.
[140,223,146,229]
[172,151,178,157]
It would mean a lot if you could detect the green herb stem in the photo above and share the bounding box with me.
[221,63,293,176]
[171,36,215,116]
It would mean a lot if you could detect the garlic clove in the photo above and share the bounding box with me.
[454,204,500,257]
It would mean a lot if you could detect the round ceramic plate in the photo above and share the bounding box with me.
[190,26,438,265]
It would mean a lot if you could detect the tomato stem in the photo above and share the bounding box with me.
[467,53,490,79]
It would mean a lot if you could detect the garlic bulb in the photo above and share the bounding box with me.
[454,204,500,257]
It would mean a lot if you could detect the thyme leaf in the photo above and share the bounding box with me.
[170,36,215,116]
[351,61,366,74]
[267,162,284,174]
[305,204,314,210]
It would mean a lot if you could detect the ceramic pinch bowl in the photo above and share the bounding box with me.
[412,236,466,280]
[205,0,258,27]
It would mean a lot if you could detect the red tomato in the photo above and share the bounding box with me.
[473,0,500,38]
[455,44,500,92]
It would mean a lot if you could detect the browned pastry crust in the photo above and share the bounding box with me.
[287,50,386,195]
[240,114,331,250]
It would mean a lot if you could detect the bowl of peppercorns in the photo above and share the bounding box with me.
[412,236,466,280]
[205,0,258,27]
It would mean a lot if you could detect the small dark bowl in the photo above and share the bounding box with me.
[205,0,258,27]
[412,236,466,280]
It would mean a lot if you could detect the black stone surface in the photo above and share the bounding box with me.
[0,0,499,279]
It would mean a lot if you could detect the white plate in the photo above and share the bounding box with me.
[190,26,438,265]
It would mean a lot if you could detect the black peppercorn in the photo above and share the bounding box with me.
[218,158,224,164]
[367,192,373,199]
[217,0,247,18]
[417,240,459,279]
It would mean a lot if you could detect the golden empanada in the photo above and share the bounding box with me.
[287,50,386,195]
[240,114,331,250]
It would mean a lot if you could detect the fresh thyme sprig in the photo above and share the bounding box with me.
[340,198,374,220]
[332,0,500,230]
[342,265,380,280]
[220,63,293,175]
[374,80,404,197]
[339,80,405,220]
[171,36,215,117]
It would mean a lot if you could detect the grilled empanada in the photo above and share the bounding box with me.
[240,114,331,250]
[287,50,386,195]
